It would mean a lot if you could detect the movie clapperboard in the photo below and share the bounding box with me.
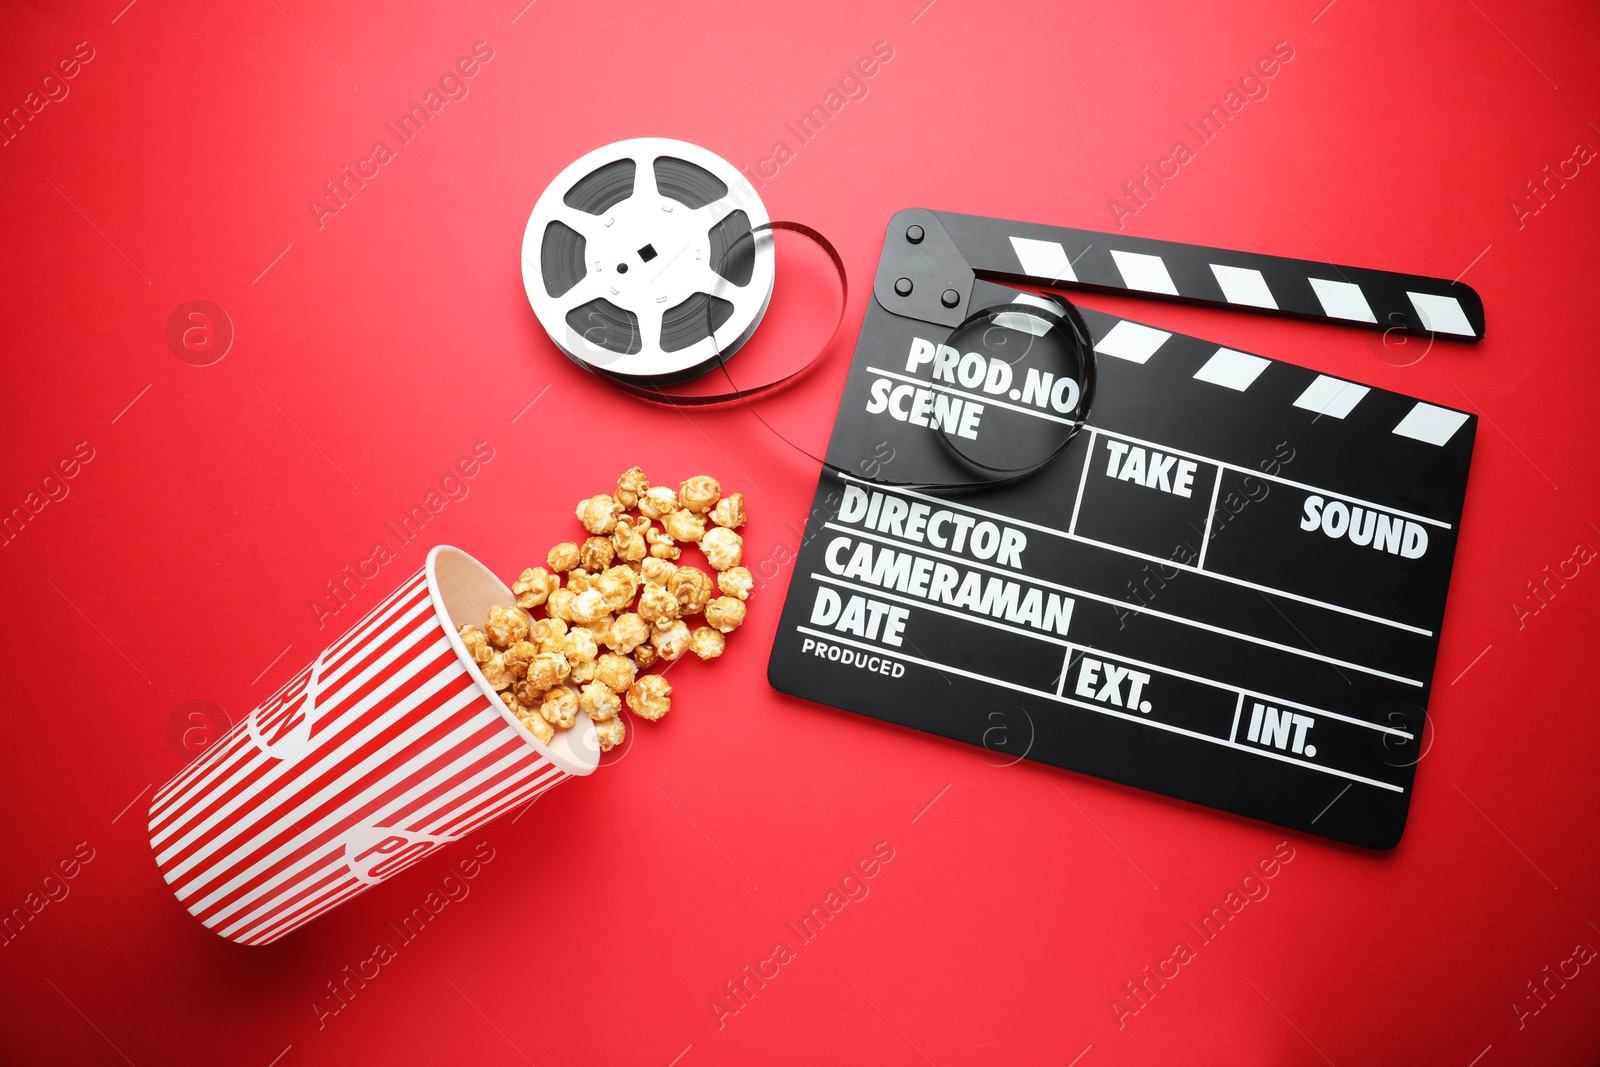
[768,209,1482,848]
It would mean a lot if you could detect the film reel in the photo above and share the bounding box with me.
[521,138,776,383]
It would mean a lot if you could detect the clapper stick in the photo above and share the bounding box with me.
[873,208,1485,342]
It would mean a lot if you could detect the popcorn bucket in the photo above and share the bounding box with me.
[146,546,599,945]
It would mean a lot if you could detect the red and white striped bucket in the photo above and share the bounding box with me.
[146,546,599,945]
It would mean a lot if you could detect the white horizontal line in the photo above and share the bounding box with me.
[812,572,1071,646]
[1070,530,1430,634]
[1091,422,1452,530]
[796,626,1404,793]
[811,569,1410,739]
[865,366,1080,426]
[841,473,1433,636]
[823,522,1424,688]
[858,366,1451,531]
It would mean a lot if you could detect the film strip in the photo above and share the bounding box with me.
[769,209,1482,849]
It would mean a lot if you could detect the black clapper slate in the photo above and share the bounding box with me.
[768,209,1481,849]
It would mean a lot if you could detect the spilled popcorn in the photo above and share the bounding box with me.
[458,469,750,752]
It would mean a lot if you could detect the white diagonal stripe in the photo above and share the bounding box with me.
[157,624,451,864]
[1293,374,1369,419]
[164,665,468,900]
[1407,291,1474,336]
[222,758,564,939]
[153,598,438,840]
[1393,402,1470,446]
[436,764,568,837]
[1309,278,1377,323]
[206,722,523,930]
[322,572,428,660]
[153,615,442,853]
[236,873,363,944]
[1193,348,1270,391]
[154,587,433,826]
[1210,264,1277,309]
[1009,236,1077,283]
[1110,250,1179,295]
[1093,319,1171,364]
[177,679,483,903]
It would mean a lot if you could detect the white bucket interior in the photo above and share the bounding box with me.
[427,545,600,776]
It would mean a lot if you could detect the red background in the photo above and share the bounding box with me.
[3,0,1597,1063]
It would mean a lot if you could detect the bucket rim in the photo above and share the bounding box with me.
[427,544,601,777]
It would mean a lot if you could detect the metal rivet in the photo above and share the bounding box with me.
[894,277,914,297]
[906,225,924,244]
[941,288,960,308]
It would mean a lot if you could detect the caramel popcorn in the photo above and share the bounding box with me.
[512,567,560,609]
[562,627,599,666]
[570,589,609,625]
[504,640,538,679]
[637,583,679,629]
[540,686,579,729]
[519,707,555,744]
[481,652,513,691]
[596,566,640,612]
[615,466,650,509]
[458,624,494,665]
[578,681,622,722]
[529,651,571,690]
[646,526,680,560]
[678,475,720,515]
[640,557,678,587]
[717,566,754,601]
[531,617,568,653]
[513,678,546,708]
[545,588,577,622]
[708,492,745,529]
[700,527,743,571]
[626,675,672,721]
[470,468,749,753]
[705,597,746,633]
[579,536,615,572]
[577,494,624,535]
[691,627,725,659]
[579,613,615,648]
[652,620,692,662]
[664,509,706,543]
[669,566,713,615]
[611,517,648,562]
[485,605,530,649]
[594,652,637,692]
[547,542,581,572]
[607,613,650,654]
[638,485,680,519]
[594,715,625,751]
